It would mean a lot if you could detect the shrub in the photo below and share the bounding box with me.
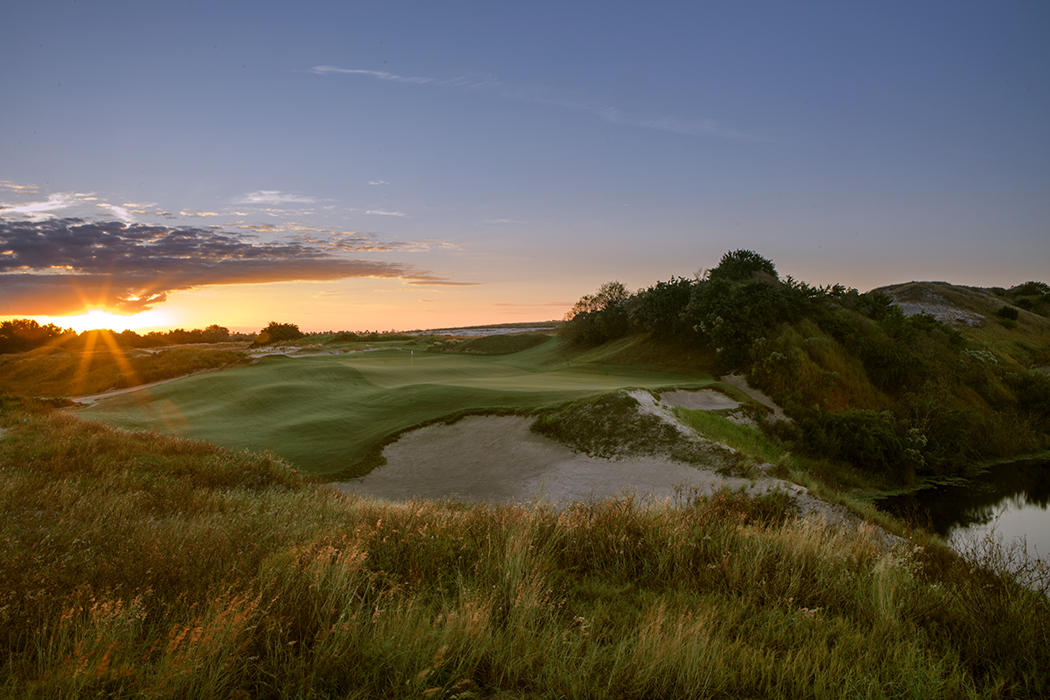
[798,409,917,481]
[996,306,1019,321]
[253,321,304,346]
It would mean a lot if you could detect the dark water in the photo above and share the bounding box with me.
[876,459,1050,561]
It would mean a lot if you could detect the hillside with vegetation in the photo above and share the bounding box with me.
[562,251,1050,486]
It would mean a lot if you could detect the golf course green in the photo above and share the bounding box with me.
[79,336,713,478]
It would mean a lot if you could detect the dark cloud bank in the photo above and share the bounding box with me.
[0,219,467,315]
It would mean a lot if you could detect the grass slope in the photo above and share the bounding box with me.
[0,344,246,398]
[2,398,1048,698]
[79,337,712,478]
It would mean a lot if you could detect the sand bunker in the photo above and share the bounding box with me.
[335,415,768,507]
[658,389,740,411]
[721,375,791,423]
[335,414,817,511]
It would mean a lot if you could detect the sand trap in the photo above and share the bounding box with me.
[721,375,790,423]
[658,389,740,411]
[336,415,773,508]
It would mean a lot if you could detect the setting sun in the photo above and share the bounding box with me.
[33,308,172,333]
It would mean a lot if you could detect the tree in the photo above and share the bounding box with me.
[563,281,632,344]
[708,249,778,282]
[254,321,304,346]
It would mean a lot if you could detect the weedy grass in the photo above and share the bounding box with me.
[674,407,787,465]
[2,399,1048,698]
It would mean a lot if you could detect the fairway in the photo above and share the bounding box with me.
[78,338,713,478]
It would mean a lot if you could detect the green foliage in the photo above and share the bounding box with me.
[798,410,920,481]
[253,321,304,346]
[996,305,1019,321]
[708,249,778,282]
[630,276,695,338]
[0,318,72,354]
[563,281,632,344]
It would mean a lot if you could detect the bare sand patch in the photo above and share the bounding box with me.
[334,400,902,548]
[335,415,764,507]
[721,374,790,423]
[658,389,740,411]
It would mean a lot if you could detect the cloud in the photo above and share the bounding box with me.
[0,181,39,194]
[0,192,98,222]
[311,64,752,140]
[237,223,283,232]
[368,179,390,186]
[482,218,526,225]
[96,202,134,224]
[237,190,317,205]
[0,218,465,315]
[179,209,223,217]
[365,209,407,217]
[122,202,157,215]
[291,231,437,254]
[310,65,437,84]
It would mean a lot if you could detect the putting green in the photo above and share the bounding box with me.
[78,337,712,478]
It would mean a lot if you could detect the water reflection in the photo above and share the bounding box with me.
[876,459,1050,558]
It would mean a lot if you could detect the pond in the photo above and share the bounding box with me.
[876,459,1050,563]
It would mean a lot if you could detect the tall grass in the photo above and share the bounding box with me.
[1,398,1048,697]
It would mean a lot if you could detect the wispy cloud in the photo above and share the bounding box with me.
[179,209,223,217]
[0,192,97,222]
[312,65,752,140]
[311,65,437,84]
[237,223,283,233]
[365,209,407,217]
[0,218,468,315]
[368,179,390,186]
[483,218,527,225]
[0,181,40,194]
[237,190,317,205]
[96,202,134,224]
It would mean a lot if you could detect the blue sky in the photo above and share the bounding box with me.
[2,1,1048,330]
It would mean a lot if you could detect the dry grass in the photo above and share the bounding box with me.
[1,397,1048,698]
[0,341,246,398]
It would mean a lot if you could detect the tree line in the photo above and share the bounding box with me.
[0,319,248,354]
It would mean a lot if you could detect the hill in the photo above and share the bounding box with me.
[875,280,1050,368]
[561,252,1050,486]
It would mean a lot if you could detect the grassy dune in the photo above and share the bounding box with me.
[0,342,247,398]
[2,397,1048,698]
[79,337,712,478]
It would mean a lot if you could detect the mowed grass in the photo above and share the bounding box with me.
[3,398,1049,698]
[79,337,713,478]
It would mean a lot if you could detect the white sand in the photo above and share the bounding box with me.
[658,389,740,411]
[335,415,764,508]
[721,374,791,423]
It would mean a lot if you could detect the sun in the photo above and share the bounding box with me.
[38,308,171,333]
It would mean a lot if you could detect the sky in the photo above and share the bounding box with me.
[1,0,1048,332]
